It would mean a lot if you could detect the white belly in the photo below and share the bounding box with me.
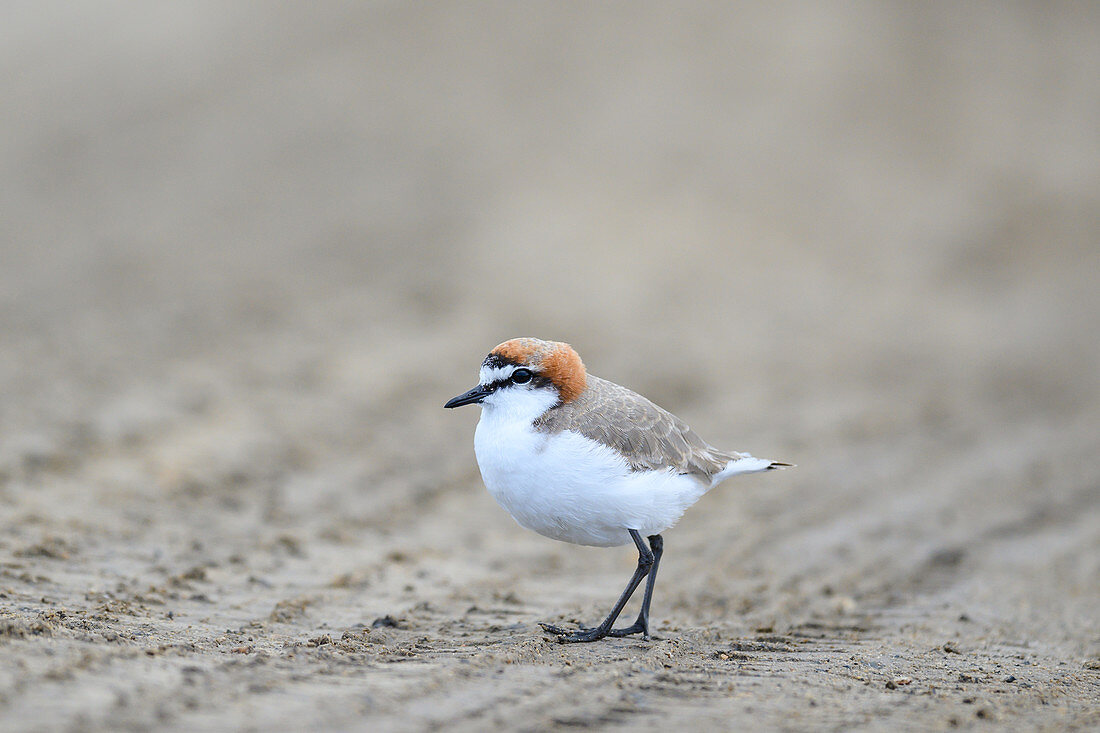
[473,409,708,547]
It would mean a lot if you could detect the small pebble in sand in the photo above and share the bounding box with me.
[372,615,400,628]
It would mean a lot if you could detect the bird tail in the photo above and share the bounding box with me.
[710,455,793,488]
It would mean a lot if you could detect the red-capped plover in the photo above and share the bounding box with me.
[445,338,790,643]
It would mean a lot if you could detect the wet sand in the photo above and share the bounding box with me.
[1,4,1098,731]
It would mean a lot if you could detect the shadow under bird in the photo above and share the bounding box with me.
[445,338,790,643]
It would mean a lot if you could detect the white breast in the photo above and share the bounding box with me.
[472,390,709,547]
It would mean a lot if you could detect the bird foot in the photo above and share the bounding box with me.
[539,621,650,643]
[539,622,608,643]
[607,622,649,639]
[538,622,578,635]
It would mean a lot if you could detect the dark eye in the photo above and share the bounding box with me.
[511,368,533,384]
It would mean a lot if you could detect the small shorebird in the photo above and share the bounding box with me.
[444,338,789,643]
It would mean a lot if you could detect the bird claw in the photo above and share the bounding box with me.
[607,622,649,639]
[539,621,650,642]
[538,622,575,636]
[539,622,607,643]
[552,628,608,643]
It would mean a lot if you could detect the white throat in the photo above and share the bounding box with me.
[478,384,559,425]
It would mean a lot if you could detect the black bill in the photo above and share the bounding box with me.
[444,384,491,408]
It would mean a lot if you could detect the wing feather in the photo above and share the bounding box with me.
[534,375,740,479]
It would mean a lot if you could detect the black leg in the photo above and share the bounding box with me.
[608,534,663,639]
[540,530,653,643]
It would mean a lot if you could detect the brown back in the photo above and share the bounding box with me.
[533,375,741,479]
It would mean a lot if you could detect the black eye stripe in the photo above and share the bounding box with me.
[485,373,550,392]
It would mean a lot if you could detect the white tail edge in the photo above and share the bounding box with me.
[710,455,793,488]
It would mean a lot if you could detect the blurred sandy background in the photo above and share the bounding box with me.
[1,3,1098,731]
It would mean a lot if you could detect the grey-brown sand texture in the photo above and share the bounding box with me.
[2,4,1099,731]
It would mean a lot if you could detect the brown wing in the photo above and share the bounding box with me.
[534,375,741,479]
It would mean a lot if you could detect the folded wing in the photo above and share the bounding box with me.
[534,375,741,480]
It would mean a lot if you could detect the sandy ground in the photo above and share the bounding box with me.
[2,4,1099,731]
